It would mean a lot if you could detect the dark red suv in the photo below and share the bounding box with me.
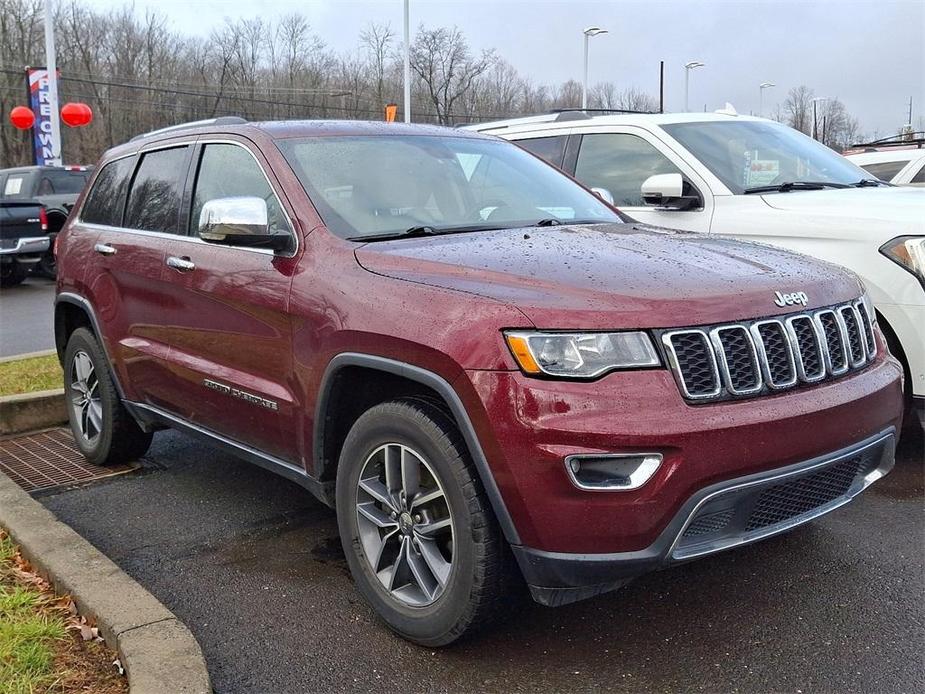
[55,118,903,645]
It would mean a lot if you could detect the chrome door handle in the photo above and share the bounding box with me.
[166,256,196,272]
[93,243,116,256]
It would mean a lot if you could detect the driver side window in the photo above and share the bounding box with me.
[574,133,682,206]
[190,144,290,236]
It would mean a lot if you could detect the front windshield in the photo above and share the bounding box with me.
[278,134,620,239]
[661,120,875,194]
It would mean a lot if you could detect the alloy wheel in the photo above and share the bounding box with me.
[69,350,102,444]
[355,443,455,607]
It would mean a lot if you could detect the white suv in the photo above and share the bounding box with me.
[466,112,925,425]
[846,148,925,187]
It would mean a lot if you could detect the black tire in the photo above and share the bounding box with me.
[63,327,153,466]
[0,262,29,287]
[335,397,512,646]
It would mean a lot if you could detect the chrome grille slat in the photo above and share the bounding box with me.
[665,300,876,403]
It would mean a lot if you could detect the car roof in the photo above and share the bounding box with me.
[463,111,771,136]
[100,118,495,162]
[844,150,925,164]
[0,165,91,174]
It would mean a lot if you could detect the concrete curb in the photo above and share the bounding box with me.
[0,471,211,694]
[0,389,67,435]
[0,349,58,363]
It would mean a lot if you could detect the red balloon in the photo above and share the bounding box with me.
[9,106,35,130]
[61,102,93,127]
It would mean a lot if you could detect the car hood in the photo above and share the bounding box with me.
[759,186,925,226]
[354,223,862,330]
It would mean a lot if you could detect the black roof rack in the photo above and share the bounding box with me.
[130,116,248,142]
[850,131,925,150]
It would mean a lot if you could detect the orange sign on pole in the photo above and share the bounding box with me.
[384,103,398,123]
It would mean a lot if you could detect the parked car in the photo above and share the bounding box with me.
[465,112,925,427]
[0,200,48,286]
[844,134,925,186]
[55,118,903,645]
[0,165,92,277]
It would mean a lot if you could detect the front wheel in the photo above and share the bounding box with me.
[335,398,512,646]
[64,327,153,466]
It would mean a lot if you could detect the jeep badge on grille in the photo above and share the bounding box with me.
[774,291,808,308]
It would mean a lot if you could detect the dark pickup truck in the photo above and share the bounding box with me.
[1,165,92,277]
[0,200,47,286]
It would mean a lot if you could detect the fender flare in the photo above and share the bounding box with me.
[314,352,521,545]
[54,292,127,400]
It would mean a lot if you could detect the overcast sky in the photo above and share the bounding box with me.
[83,0,924,136]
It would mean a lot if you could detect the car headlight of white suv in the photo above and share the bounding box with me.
[880,236,925,287]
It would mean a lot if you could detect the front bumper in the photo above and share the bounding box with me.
[515,429,895,606]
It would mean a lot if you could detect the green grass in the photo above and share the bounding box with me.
[0,536,67,694]
[0,354,63,397]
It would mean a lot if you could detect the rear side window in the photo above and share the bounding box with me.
[860,160,907,182]
[517,136,567,168]
[190,144,290,235]
[38,169,90,195]
[124,147,190,234]
[81,157,135,226]
[910,163,925,184]
[574,133,682,206]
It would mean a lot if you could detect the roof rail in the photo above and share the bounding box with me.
[461,107,658,133]
[850,131,925,150]
[130,116,248,142]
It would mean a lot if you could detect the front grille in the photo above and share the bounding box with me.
[745,454,864,531]
[662,300,876,402]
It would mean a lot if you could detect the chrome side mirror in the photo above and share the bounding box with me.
[198,197,290,251]
[591,187,615,205]
[641,173,700,210]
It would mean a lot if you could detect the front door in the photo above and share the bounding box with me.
[156,139,301,463]
[567,129,715,233]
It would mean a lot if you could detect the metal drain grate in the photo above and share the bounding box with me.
[0,428,136,493]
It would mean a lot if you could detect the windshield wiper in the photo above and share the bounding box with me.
[348,223,506,242]
[853,178,886,187]
[743,181,850,194]
[532,218,606,227]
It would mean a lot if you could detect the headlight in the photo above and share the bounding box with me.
[504,331,660,378]
[880,236,925,287]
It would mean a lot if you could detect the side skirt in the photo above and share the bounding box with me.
[125,401,334,507]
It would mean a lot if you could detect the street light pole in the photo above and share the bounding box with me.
[811,97,828,140]
[403,0,411,123]
[43,0,62,166]
[759,81,775,117]
[581,27,607,110]
[683,61,704,112]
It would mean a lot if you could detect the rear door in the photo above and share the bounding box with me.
[154,137,301,463]
[80,143,194,408]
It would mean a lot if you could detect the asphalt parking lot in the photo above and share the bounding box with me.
[0,277,56,357]
[39,427,923,694]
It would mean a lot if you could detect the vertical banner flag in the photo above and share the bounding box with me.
[26,68,62,166]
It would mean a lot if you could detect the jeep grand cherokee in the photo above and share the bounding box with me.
[54,118,904,646]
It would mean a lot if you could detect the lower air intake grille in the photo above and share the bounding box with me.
[744,455,864,531]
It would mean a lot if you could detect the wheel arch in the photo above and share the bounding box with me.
[54,293,125,400]
[314,353,520,545]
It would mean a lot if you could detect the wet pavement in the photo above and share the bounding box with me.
[0,276,56,356]
[40,428,924,693]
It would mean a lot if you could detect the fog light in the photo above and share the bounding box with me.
[565,453,663,491]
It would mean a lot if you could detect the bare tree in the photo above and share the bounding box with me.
[410,25,495,124]
[784,85,814,135]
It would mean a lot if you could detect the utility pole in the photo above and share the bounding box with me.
[581,27,607,110]
[403,0,411,123]
[43,0,62,165]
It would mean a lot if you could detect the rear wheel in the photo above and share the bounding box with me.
[0,262,29,287]
[64,327,153,466]
[335,398,512,646]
